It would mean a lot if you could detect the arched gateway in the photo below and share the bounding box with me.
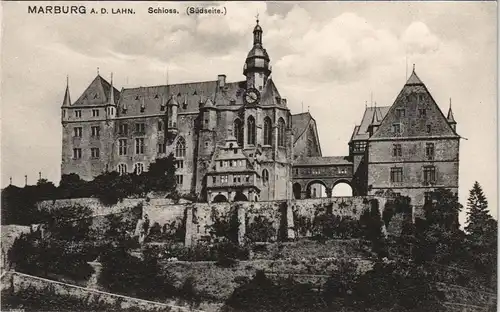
[292,156,358,198]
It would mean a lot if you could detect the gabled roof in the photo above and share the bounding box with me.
[369,69,459,140]
[73,75,120,106]
[350,106,390,141]
[291,112,312,139]
[259,78,283,106]
[405,69,424,85]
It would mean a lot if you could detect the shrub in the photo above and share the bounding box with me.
[245,215,275,243]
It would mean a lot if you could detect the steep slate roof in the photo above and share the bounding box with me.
[369,69,459,140]
[447,105,456,123]
[294,156,352,166]
[62,84,71,107]
[291,112,312,139]
[73,75,120,107]
[350,106,391,141]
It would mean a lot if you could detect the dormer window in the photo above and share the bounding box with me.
[419,109,427,117]
[94,93,99,99]
[193,90,197,95]
[182,102,188,109]
[154,94,159,99]
[135,96,140,100]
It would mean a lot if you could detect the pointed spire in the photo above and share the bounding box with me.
[63,75,71,106]
[447,98,456,123]
[109,72,115,105]
[405,64,424,85]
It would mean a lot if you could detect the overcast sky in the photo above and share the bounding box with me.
[1,1,497,222]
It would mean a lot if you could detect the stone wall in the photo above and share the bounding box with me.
[1,271,201,312]
[36,196,400,245]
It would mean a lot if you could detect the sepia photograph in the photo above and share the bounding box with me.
[1,1,497,311]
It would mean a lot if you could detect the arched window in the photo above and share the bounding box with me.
[277,117,286,147]
[263,117,272,145]
[176,137,186,158]
[134,163,144,175]
[234,119,243,147]
[117,163,127,175]
[262,169,269,183]
[247,116,256,145]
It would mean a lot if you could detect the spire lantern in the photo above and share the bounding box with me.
[244,19,271,90]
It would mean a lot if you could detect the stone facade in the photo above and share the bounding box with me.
[60,21,459,212]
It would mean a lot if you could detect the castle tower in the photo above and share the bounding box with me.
[243,17,271,91]
[166,94,179,136]
[105,73,117,119]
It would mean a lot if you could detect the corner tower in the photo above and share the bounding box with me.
[243,18,271,91]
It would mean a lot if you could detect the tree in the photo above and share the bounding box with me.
[465,181,492,238]
[146,153,177,193]
[423,188,462,231]
[464,182,497,284]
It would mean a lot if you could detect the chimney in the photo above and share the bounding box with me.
[217,74,226,88]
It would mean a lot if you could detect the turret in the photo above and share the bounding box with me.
[243,18,271,91]
[367,104,381,137]
[61,76,71,122]
[200,98,217,131]
[447,98,457,132]
[166,94,179,135]
[105,73,117,119]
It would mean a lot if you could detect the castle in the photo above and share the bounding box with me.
[60,20,460,212]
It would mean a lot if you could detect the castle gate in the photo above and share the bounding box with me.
[292,156,356,199]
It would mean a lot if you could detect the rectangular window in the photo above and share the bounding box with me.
[426,125,431,133]
[396,108,406,118]
[245,175,250,182]
[390,167,403,183]
[425,143,435,160]
[176,175,183,185]
[294,168,299,175]
[175,160,184,169]
[221,175,228,183]
[75,110,82,118]
[392,144,402,157]
[219,161,223,167]
[135,138,145,154]
[73,148,82,159]
[73,127,82,137]
[92,109,99,117]
[212,176,216,184]
[423,166,436,184]
[91,148,100,158]
[392,123,401,134]
[158,143,166,154]
[119,139,128,155]
[158,120,163,131]
[119,124,128,135]
[419,94,424,102]
[419,109,427,117]
[135,123,146,134]
[91,126,100,137]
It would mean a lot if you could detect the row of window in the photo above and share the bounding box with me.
[73,126,100,137]
[392,123,432,134]
[213,174,251,184]
[390,166,436,183]
[219,159,245,168]
[72,148,100,159]
[395,108,427,118]
[233,116,287,147]
[117,137,187,156]
[69,108,112,119]
[392,143,435,159]
[293,167,348,175]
